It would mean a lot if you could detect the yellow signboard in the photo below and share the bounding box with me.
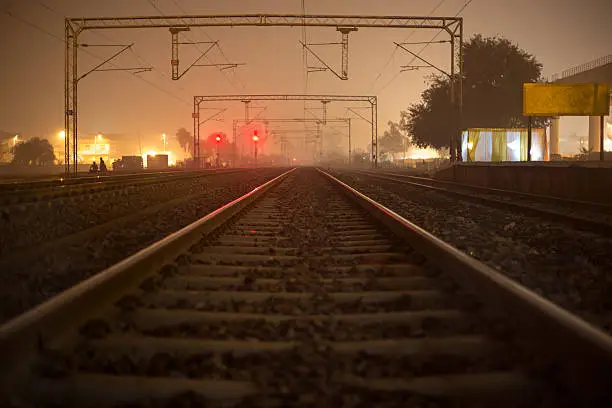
[523,83,610,116]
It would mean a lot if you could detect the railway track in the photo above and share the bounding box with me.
[349,169,612,237]
[1,167,611,407]
[0,169,247,206]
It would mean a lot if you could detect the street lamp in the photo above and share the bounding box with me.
[95,133,102,156]
[58,131,66,165]
[215,135,221,167]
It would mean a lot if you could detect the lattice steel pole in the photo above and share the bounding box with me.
[321,100,330,125]
[348,118,352,165]
[458,19,464,163]
[170,27,190,80]
[371,97,378,168]
[71,24,78,176]
[232,120,238,167]
[192,99,198,168]
[336,27,358,79]
[64,19,75,176]
[450,31,456,162]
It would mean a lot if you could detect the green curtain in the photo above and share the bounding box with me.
[491,130,507,162]
[467,131,480,162]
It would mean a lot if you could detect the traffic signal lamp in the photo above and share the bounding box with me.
[252,135,259,142]
[216,135,221,143]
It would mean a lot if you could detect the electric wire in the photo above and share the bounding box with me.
[374,0,474,95]
[366,0,447,92]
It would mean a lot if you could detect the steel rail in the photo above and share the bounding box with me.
[349,170,612,238]
[318,168,612,402]
[361,170,612,211]
[0,168,296,398]
[0,168,243,192]
[3,166,612,404]
[0,169,252,206]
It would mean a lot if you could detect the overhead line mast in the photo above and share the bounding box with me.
[64,13,463,175]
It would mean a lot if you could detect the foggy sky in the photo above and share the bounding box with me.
[1,0,611,157]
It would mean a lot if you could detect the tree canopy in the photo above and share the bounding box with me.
[175,128,192,153]
[379,121,406,156]
[11,137,56,166]
[400,34,548,151]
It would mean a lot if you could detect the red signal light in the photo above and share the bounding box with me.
[252,135,259,142]
[216,135,221,142]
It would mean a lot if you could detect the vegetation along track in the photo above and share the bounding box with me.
[2,167,612,408]
[352,170,612,237]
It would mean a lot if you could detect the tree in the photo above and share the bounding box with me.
[175,128,192,153]
[400,34,549,155]
[0,141,9,162]
[379,121,406,158]
[11,137,56,166]
[0,131,14,162]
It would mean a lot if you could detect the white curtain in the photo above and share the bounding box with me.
[461,131,468,161]
[475,131,492,161]
[531,130,544,161]
[506,131,521,161]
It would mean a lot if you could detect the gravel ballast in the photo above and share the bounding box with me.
[330,170,612,333]
[0,170,259,255]
[0,169,285,323]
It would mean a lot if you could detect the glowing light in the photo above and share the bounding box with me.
[252,135,259,142]
[407,147,440,160]
[292,157,297,161]
[507,139,520,150]
[58,130,66,140]
[12,135,19,146]
[141,150,176,166]
[467,142,474,150]
[216,136,221,142]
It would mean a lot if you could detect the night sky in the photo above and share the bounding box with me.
[1,0,610,159]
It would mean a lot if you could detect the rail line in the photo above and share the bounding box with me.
[1,168,611,407]
[349,169,612,238]
[0,169,249,206]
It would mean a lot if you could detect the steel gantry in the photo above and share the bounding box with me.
[65,14,463,174]
[232,118,351,163]
[195,95,374,166]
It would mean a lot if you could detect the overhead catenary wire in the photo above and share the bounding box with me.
[26,0,193,105]
[374,0,475,95]
[160,0,247,91]
[366,0,447,93]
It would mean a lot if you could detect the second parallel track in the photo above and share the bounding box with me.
[1,168,612,407]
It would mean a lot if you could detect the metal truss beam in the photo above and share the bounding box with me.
[64,14,462,174]
[195,94,376,167]
[233,117,351,163]
[195,94,376,104]
[68,14,461,31]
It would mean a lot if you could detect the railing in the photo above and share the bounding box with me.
[549,54,612,82]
